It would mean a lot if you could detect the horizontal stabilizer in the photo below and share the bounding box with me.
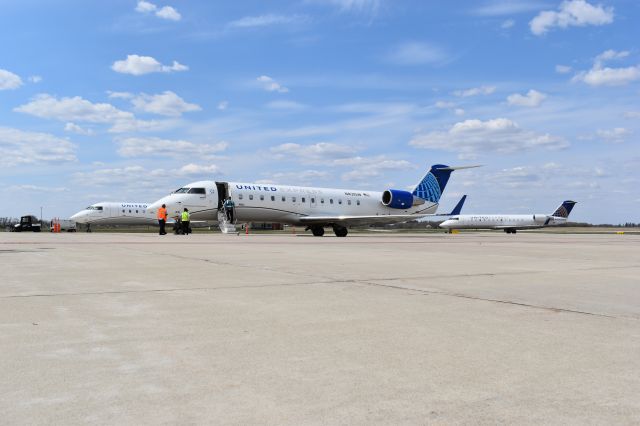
[434,165,482,171]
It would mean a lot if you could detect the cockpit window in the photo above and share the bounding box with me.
[174,188,190,193]
[85,206,103,211]
[188,188,206,194]
[95,206,103,211]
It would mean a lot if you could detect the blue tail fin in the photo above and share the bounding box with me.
[551,200,577,218]
[412,164,454,203]
[450,195,467,215]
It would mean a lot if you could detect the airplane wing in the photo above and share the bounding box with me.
[492,225,541,229]
[298,214,433,227]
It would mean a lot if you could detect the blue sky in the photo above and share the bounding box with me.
[1,0,639,223]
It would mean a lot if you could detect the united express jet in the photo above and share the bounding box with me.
[439,200,577,234]
[70,202,156,231]
[147,164,475,237]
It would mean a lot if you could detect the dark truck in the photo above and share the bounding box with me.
[12,215,42,232]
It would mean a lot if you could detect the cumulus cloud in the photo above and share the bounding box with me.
[135,1,181,21]
[64,122,94,136]
[228,14,308,28]
[116,136,227,158]
[530,0,614,36]
[28,75,42,83]
[386,42,446,65]
[271,142,357,164]
[337,156,413,181]
[0,68,23,90]
[217,101,229,110]
[0,127,76,167]
[572,50,640,86]
[262,170,330,184]
[555,64,572,74]
[14,94,167,133]
[596,127,631,143]
[257,75,289,93]
[506,89,547,107]
[453,85,496,97]
[111,55,188,76]
[130,91,201,116]
[410,118,569,158]
[177,163,220,175]
[8,184,69,193]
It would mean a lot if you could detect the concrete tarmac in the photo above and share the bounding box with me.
[1,231,639,425]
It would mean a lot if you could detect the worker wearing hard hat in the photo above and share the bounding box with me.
[181,208,190,235]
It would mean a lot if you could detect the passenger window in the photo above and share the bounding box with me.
[310,197,315,203]
[338,199,342,205]
[271,196,275,201]
[249,194,253,200]
[136,210,138,213]
[239,194,243,200]
[330,199,333,204]
[302,197,306,203]
[348,200,351,205]
[122,209,125,213]
[282,196,285,202]
[292,197,296,202]
[356,200,360,206]
[129,210,132,213]
[260,195,264,201]
[321,199,324,204]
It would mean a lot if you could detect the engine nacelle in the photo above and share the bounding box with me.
[381,189,425,209]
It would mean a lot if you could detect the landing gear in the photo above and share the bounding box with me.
[86,223,92,233]
[310,226,325,237]
[504,229,517,234]
[332,225,348,237]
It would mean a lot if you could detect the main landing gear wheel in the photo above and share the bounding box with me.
[311,226,325,237]
[332,225,348,237]
[504,229,517,234]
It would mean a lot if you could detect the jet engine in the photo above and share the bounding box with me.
[381,189,425,209]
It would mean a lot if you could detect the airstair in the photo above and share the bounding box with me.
[217,210,236,234]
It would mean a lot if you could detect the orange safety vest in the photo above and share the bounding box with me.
[157,207,167,220]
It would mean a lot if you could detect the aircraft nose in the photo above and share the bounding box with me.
[70,212,85,222]
[439,220,452,228]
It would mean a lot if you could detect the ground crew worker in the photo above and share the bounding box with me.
[157,204,168,235]
[181,208,190,235]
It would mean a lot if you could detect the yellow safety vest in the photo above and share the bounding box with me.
[181,211,190,221]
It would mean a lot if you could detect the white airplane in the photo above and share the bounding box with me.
[70,202,156,231]
[148,164,475,237]
[439,200,577,234]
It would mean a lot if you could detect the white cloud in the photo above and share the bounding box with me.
[506,89,547,107]
[14,94,167,134]
[107,91,134,99]
[257,75,289,93]
[410,118,569,158]
[155,6,181,21]
[177,163,220,176]
[135,1,181,21]
[16,94,133,124]
[116,136,227,158]
[270,142,357,164]
[130,91,201,116]
[0,68,23,90]
[228,14,308,28]
[596,127,631,143]
[135,1,156,13]
[454,108,465,116]
[435,101,455,109]
[572,50,640,86]
[264,170,330,184]
[64,122,94,136]
[530,0,613,36]
[0,127,76,167]
[111,55,188,76]
[217,101,229,110]
[555,64,572,74]
[453,85,496,97]
[28,75,42,83]
[386,42,446,65]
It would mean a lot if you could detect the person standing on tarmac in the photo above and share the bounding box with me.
[181,208,190,235]
[157,204,168,235]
